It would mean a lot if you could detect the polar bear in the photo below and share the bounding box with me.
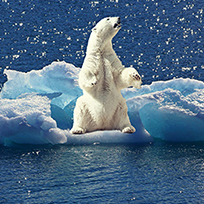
[70,17,142,134]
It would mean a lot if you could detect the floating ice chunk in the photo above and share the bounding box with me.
[1,61,82,108]
[127,86,204,142]
[0,93,65,145]
[0,61,204,145]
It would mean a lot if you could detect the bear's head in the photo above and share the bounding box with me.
[92,17,121,42]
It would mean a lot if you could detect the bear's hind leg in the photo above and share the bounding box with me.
[70,99,96,134]
[113,102,136,134]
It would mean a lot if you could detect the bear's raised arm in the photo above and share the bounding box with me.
[101,45,142,90]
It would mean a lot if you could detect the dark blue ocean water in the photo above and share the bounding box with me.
[1,142,204,204]
[0,0,203,89]
[0,0,204,203]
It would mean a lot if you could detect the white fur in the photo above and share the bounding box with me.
[70,17,142,134]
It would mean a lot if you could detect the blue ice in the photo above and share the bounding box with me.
[0,61,203,145]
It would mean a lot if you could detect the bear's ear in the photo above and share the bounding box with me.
[92,27,97,32]
[92,26,100,37]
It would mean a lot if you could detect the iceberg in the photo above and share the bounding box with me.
[0,61,82,108]
[0,61,203,146]
[127,85,204,142]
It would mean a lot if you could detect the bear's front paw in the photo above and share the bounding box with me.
[128,70,142,89]
[70,127,86,134]
[122,126,136,133]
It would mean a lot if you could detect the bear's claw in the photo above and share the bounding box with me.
[70,127,85,134]
[132,73,141,81]
[122,126,136,133]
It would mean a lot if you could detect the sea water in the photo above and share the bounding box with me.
[1,143,204,203]
[1,0,203,86]
[0,0,204,203]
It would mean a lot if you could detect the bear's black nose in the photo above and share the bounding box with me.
[118,17,121,24]
[114,17,121,28]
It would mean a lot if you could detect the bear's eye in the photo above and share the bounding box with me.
[107,18,110,21]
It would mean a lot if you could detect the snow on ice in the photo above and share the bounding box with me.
[0,61,203,146]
